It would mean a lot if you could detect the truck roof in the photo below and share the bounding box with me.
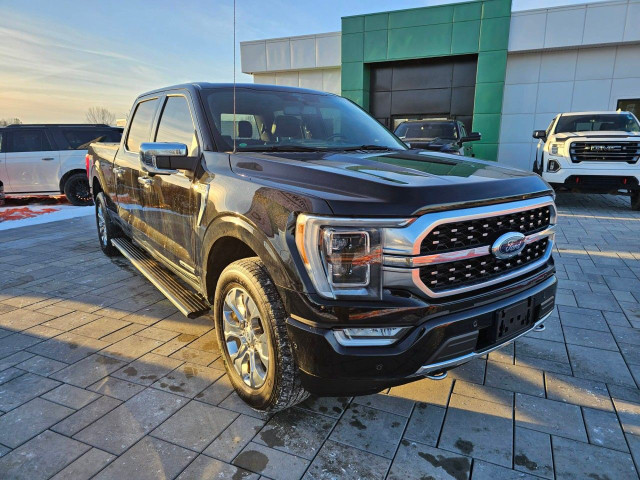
[1,124,117,128]
[560,111,633,116]
[140,82,334,97]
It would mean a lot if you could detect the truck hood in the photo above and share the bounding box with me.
[229,149,552,216]
[553,131,640,141]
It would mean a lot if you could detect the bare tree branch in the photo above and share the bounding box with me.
[0,118,22,126]
[85,107,115,125]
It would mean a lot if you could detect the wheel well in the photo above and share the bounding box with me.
[92,176,103,200]
[206,237,257,301]
[59,169,88,194]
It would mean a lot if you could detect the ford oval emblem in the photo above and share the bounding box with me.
[491,232,526,260]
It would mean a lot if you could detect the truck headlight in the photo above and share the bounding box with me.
[295,214,410,299]
[550,143,565,156]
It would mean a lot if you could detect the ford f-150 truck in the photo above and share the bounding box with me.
[89,83,557,411]
[533,111,640,210]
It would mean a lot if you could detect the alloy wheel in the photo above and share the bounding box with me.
[222,287,269,388]
[97,204,107,247]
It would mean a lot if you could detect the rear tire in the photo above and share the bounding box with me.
[631,191,640,211]
[64,173,93,206]
[214,257,309,412]
[95,192,120,257]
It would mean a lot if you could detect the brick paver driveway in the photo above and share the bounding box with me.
[0,193,639,479]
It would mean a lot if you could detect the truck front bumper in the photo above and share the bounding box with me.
[286,275,556,396]
[542,159,640,191]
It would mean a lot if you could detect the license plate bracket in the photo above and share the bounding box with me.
[494,298,534,342]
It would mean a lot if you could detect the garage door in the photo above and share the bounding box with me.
[369,54,477,132]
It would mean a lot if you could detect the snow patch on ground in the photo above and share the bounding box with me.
[0,202,93,231]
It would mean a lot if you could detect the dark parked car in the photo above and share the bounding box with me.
[395,119,481,156]
[89,83,556,411]
[0,124,122,205]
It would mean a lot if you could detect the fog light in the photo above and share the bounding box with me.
[547,160,560,172]
[333,327,409,346]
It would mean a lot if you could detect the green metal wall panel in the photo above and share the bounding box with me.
[341,0,512,160]
[451,20,481,54]
[454,2,482,22]
[365,13,388,31]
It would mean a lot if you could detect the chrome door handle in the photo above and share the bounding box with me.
[138,177,153,187]
[41,157,55,161]
[113,167,125,176]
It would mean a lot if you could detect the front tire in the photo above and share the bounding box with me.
[95,192,120,257]
[214,257,309,411]
[64,173,93,206]
[632,191,640,211]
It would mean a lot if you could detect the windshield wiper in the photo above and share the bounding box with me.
[236,145,325,152]
[339,145,397,151]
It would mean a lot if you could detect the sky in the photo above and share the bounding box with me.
[0,0,610,123]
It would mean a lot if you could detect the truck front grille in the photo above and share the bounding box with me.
[420,206,551,254]
[382,197,557,298]
[570,142,640,163]
[419,238,549,292]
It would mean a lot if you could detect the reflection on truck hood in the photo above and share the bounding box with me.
[229,149,552,216]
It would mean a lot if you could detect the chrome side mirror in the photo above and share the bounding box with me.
[139,142,194,175]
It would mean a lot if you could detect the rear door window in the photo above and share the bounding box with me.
[155,96,199,154]
[7,129,54,152]
[126,99,159,153]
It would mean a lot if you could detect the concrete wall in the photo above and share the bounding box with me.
[240,32,341,94]
[508,0,640,52]
[252,69,341,95]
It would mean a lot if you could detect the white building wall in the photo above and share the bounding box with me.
[508,0,640,52]
[241,32,341,94]
[498,43,640,170]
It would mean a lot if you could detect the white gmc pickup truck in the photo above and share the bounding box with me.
[533,111,640,210]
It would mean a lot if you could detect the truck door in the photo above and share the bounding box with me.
[114,98,159,236]
[4,128,60,193]
[139,94,200,271]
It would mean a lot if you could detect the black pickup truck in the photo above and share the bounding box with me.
[89,83,557,411]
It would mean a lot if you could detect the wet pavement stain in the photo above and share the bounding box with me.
[259,428,285,448]
[184,366,198,378]
[349,418,367,431]
[139,374,156,381]
[515,453,538,471]
[454,438,474,455]
[96,356,121,365]
[418,451,470,480]
[123,366,137,377]
[235,450,269,473]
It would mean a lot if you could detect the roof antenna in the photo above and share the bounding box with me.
[233,0,237,153]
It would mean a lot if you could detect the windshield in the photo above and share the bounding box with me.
[203,88,406,152]
[554,113,640,134]
[395,121,458,140]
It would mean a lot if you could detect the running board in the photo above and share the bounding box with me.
[111,238,210,318]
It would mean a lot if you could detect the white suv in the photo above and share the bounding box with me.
[0,124,122,205]
[532,111,640,210]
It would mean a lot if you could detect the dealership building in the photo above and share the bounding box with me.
[240,0,640,168]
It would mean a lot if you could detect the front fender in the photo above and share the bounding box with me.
[200,213,304,297]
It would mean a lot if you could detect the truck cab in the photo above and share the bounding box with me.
[532,111,640,210]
